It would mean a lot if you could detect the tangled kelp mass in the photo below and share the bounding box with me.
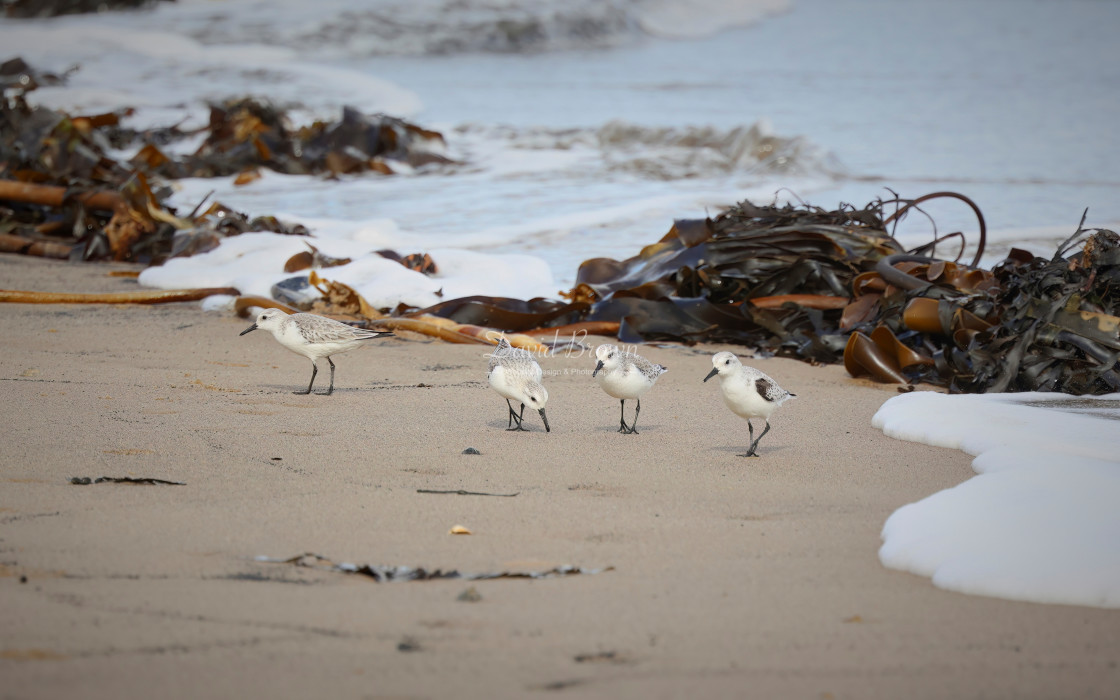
[0,57,445,263]
[408,198,1119,395]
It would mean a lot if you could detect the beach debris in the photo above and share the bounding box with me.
[283,243,351,273]
[397,636,422,653]
[70,476,185,485]
[0,287,239,304]
[422,197,912,357]
[5,0,172,18]
[461,447,482,455]
[837,212,1120,393]
[418,488,519,497]
[270,276,322,310]
[574,650,632,665]
[531,679,588,692]
[234,295,300,317]
[378,250,439,275]
[457,586,483,602]
[0,56,69,89]
[256,552,613,582]
[171,101,451,180]
[449,524,472,535]
[0,68,446,264]
[397,194,1115,396]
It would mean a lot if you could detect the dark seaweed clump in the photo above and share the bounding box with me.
[4,0,173,18]
[0,57,448,263]
[413,197,1120,395]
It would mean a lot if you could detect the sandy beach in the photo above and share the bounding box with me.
[1,253,1118,699]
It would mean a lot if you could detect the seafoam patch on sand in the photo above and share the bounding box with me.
[138,229,557,311]
[873,391,1120,608]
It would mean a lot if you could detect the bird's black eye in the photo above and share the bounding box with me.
[724,359,730,365]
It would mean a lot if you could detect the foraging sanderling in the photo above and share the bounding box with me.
[487,337,550,432]
[703,351,795,457]
[239,308,393,395]
[592,344,667,434]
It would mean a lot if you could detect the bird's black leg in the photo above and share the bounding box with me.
[620,398,640,434]
[506,400,528,431]
[741,420,756,457]
[618,399,628,433]
[295,361,317,395]
[744,420,771,457]
[324,356,336,395]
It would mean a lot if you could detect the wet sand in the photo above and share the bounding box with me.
[1,253,1117,699]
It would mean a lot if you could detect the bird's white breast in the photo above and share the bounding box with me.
[597,365,654,399]
[489,365,523,402]
[273,322,318,358]
[720,375,778,420]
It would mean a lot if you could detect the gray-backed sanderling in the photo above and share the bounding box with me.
[592,344,667,434]
[487,337,550,432]
[703,351,795,457]
[239,308,393,395]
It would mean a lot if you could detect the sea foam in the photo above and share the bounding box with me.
[138,231,557,311]
[873,391,1120,608]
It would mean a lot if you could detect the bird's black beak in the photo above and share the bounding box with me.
[703,367,719,382]
[592,360,604,378]
[239,323,258,336]
[539,408,550,433]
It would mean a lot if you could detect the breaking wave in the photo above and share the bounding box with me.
[164,0,788,57]
[453,118,842,181]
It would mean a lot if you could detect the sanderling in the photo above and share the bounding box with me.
[487,337,550,432]
[592,344,667,434]
[703,351,795,457]
[239,308,393,395]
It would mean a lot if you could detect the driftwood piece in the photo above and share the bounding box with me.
[0,288,240,304]
[521,321,621,338]
[0,233,73,259]
[0,179,126,214]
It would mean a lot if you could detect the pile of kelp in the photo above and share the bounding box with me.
[4,0,172,18]
[406,195,1120,395]
[0,56,447,263]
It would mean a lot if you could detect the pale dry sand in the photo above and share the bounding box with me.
[1,253,1118,699]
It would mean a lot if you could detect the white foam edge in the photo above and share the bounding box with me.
[872,390,1120,608]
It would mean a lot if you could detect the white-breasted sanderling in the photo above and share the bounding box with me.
[703,351,795,457]
[487,337,550,432]
[592,344,667,434]
[239,308,393,395]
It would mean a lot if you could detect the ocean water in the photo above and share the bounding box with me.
[4,0,1119,607]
